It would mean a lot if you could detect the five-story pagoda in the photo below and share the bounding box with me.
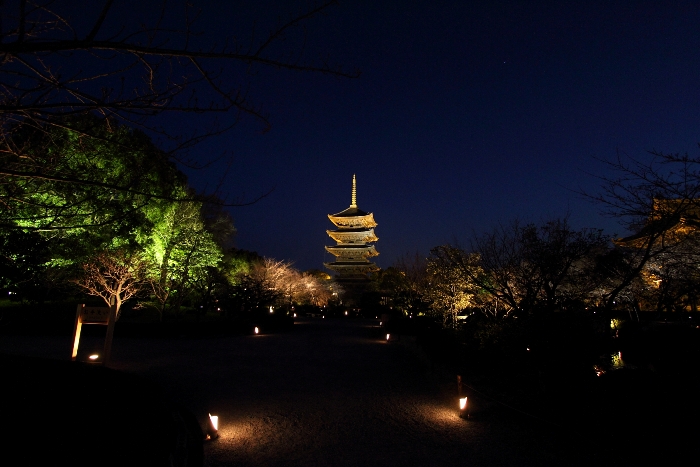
[325,175,379,281]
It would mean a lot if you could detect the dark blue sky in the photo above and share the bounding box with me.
[178,1,700,271]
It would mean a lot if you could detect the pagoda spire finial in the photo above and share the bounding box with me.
[350,174,357,208]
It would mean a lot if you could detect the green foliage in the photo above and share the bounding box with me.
[0,230,58,302]
[2,116,182,236]
[140,192,224,315]
[0,115,240,317]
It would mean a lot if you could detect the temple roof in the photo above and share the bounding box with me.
[328,174,375,221]
[330,206,370,217]
[615,199,700,248]
[327,228,378,243]
[324,262,380,272]
[325,244,379,258]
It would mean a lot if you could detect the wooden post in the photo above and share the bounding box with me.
[71,304,84,361]
[103,304,117,366]
[70,304,116,366]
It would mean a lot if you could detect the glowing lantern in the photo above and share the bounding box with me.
[206,413,219,440]
[386,333,390,341]
[254,327,259,334]
[459,397,468,418]
[88,354,99,361]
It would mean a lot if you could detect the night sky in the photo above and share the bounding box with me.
[177,1,700,271]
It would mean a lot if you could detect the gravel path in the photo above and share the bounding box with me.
[0,318,597,466]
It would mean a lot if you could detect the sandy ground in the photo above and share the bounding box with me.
[0,318,600,466]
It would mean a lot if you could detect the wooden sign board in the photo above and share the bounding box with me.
[80,306,112,323]
[71,304,117,365]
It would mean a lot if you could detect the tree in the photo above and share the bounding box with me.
[588,150,700,311]
[392,252,431,315]
[73,248,147,317]
[0,0,357,212]
[1,115,182,232]
[436,219,609,318]
[143,192,223,317]
[0,229,59,302]
[482,219,609,315]
[426,246,480,327]
[294,271,333,307]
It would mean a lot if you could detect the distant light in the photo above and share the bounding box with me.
[344,311,348,316]
[88,354,99,360]
[526,347,530,352]
[386,334,390,341]
[379,321,382,326]
[322,315,325,319]
[293,313,297,318]
[269,306,274,314]
[254,327,259,334]
[209,413,219,431]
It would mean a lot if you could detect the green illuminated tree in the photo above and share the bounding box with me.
[1,115,181,235]
[142,193,223,317]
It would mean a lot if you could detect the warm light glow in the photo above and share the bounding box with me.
[612,351,624,368]
[254,327,259,334]
[209,413,219,431]
[386,333,390,341]
[269,306,274,314]
[88,354,99,360]
[459,397,468,411]
[344,311,348,316]
[293,313,297,318]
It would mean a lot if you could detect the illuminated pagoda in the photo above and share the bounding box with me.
[324,175,379,281]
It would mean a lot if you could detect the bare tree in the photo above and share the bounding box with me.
[586,150,700,311]
[433,219,608,318]
[73,248,147,318]
[1,0,357,221]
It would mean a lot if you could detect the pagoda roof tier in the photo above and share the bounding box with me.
[325,244,378,258]
[324,262,380,274]
[328,210,377,228]
[327,228,378,244]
